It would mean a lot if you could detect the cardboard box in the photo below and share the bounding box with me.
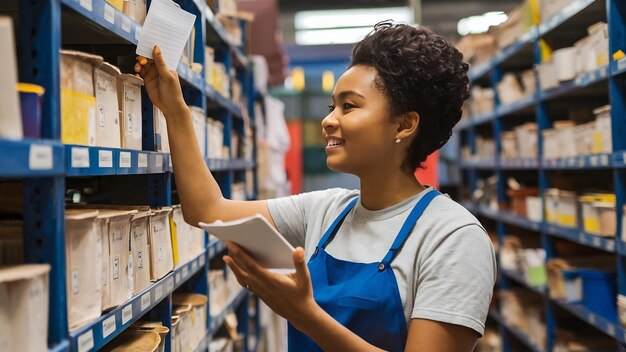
[123,0,147,25]
[172,294,207,348]
[149,207,174,280]
[190,107,207,157]
[99,209,135,309]
[65,209,102,329]
[0,264,50,351]
[61,50,103,146]
[107,0,124,11]
[170,205,204,266]
[95,62,122,148]
[0,17,22,139]
[588,22,609,68]
[118,74,144,150]
[153,107,170,153]
[130,208,151,294]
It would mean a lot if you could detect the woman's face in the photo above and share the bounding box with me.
[322,65,401,176]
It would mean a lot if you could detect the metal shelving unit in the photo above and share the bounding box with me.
[0,0,261,350]
[453,0,626,350]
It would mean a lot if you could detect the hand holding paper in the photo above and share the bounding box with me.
[136,0,196,70]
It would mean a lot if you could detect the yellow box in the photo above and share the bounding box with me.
[106,0,124,11]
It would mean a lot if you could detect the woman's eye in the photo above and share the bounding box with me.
[328,105,335,113]
[343,103,355,110]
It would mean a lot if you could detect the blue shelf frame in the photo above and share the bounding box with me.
[2,0,260,350]
[455,0,626,350]
[501,269,547,296]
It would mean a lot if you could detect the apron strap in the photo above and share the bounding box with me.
[319,197,359,249]
[380,189,441,267]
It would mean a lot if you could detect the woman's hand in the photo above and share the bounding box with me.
[223,243,318,329]
[134,45,187,118]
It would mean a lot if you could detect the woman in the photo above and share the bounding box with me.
[136,22,496,351]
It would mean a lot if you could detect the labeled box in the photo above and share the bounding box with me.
[65,209,102,329]
[190,106,207,158]
[130,208,151,294]
[60,50,103,146]
[153,107,170,153]
[94,62,122,148]
[118,74,144,150]
[0,16,22,139]
[123,0,147,25]
[170,205,204,266]
[149,207,174,280]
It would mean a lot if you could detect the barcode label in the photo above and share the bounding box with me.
[79,0,92,11]
[98,150,113,168]
[104,3,115,24]
[122,305,133,325]
[141,293,151,311]
[138,153,148,168]
[120,152,131,168]
[78,330,94,352]
[102,315,116,338]
[122,17,131,33]
[71,147,90,168]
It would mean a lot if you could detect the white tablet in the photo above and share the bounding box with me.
[199,214,295,272]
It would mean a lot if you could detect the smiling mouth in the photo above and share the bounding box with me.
[326,138,344,147]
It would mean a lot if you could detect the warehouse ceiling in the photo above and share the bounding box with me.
[278,0,519,42]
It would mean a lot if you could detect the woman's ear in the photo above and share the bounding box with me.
[395,111,420,140]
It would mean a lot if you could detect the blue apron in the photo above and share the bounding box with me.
[288,189,441,351]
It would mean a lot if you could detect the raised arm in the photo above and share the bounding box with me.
[135,46,274,227]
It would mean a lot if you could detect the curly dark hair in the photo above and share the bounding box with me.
[350,21,469,171]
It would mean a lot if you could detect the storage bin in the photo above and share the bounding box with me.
[0,16,22,140]
[130,322,169,352]
[562,269,582,303]
[508,188,540,217]
[580,269,617,321]
[118,74,144,150]
[101,330,160,352]
[173,293,208,348]
[596,201,616,237]
[526,196,542,222]
[0,264,50,351]
[593,105,612,154]
[543,129,558,159]
[588,22,609,68]
[557,191,578,228]
[553,46,577,81]
[17,83,45,139]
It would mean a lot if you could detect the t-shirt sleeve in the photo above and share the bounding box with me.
[411,224,496,336]
[267,190,327,248]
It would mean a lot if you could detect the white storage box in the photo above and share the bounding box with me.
[170,205,205,266]
[190,107,207,157]
[515,123,538,158]
[553,47,577,82]
[153,107,170,153]
[539,59,559,90]
[118,74,144,150]
[593,105,612,154]
[557,126,577,158]
[573,122,595,156]
[65,209,102,329]
[130,208,152,294]
[543,129,558,159]
[0,264,50,351]
[94,62,122,148]
[0,17,22,139]
[588,22,609,68]
[149,207,174,280]
[526,196,543,222]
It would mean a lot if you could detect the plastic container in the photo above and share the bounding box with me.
[562,269,582,303]
[580,269,617,321]
[17,83,45,138]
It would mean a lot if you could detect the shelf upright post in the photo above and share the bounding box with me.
[18,0,68,347]
[609,0,626,298]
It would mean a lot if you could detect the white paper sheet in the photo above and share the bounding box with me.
[135,0,196,70]
[199,214,296,272]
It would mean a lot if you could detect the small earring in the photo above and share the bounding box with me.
[395,138,401,144]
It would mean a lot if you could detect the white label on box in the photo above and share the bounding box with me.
[141,293,151,311]
[122,17,131,33]
[102,316,116,338]
[138,153,148,168]
[29,144,53,170]
[601,155,609,166]
[78,330,94,352]
[79,0,92,11]
[176,272,181,284]
[71,269,79,295]
[182,266,189,278]
[71,147,90,168]
[122,305,133,325]
[104,3,115,24]
[166,277,174,293]
[127,113,134,134]
[155,154,163,169]
[112,256,120,280]
[158,245,164,262]
[98,104,105,127]
[154,284,163,301]
[98,150,113,168]
[127,253,134,278]
[120,152,131,168]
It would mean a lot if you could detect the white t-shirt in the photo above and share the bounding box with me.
[267,187,496,336]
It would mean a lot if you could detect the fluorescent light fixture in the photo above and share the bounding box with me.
[295,7,414,30]
[295,27,375,45]
[457,11,508,36]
